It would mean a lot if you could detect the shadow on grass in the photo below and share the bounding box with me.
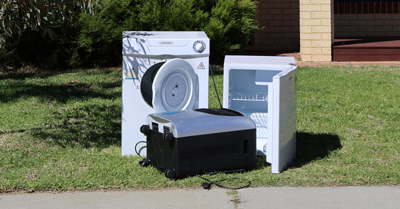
[256,131,342,169]
[290,131,342,168]
[0,68,59,81]
[31,104,121,149]
[0,67,119,80]
[0,81,120,103]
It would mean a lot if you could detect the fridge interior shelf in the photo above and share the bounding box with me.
[231,90,268,102]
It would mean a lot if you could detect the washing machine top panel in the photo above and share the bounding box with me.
[123,31,208,39]
[122,31,210,56]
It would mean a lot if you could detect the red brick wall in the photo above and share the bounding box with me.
[247,0,300,52]
[335,2,400,37]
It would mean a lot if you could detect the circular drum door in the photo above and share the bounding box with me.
[140,58,198,113]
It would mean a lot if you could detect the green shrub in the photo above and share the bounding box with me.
[75,0,260,65]
[69,0,132,67]
[0,16,79,69]
[205,0,260,62]
[3,0,260,68]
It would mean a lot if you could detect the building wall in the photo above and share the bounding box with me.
[335,2,400,37]
[247,0,300,52]
[299,0,334,62]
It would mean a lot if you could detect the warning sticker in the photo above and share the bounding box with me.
[197,62,205,69]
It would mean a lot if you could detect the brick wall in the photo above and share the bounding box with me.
[299,0,334,61]
[335,2,400,37]
[247,0,300,52]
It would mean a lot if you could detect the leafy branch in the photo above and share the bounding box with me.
[0,0,97,47]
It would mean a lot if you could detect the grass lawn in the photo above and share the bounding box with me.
[1,65,400,193]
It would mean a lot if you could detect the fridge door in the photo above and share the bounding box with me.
[271,66,297,173]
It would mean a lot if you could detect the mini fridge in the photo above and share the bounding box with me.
[223,56,297,173]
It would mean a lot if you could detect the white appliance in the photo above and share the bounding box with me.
[223,55,297,173]
[122,31,209,156]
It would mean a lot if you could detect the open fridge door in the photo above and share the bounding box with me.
[271,65,297,173]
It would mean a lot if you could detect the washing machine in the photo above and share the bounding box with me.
[122,31,210,156]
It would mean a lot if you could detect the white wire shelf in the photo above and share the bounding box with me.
[230,90,268,102]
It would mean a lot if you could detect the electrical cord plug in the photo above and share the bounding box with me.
[139,158,150,167]
[201,182,212,190]
[198,175,251,190]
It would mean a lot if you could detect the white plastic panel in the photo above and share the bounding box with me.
[152,59,197,113]
[255,70,281,85]
[271,67,297,173]
[250,112,268,153]
[266,83,273,163]
[148,40,189,47]
[147,110,255,138]
[224,56,295,70]
[121,76,153,156]
[123,31,208,39]
[122,31,210,56]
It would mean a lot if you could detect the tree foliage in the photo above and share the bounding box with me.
[71,0,260,65]
[0,0,96,46]
[1,0,260,68]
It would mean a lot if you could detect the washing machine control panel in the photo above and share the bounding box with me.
[193,41,206,53]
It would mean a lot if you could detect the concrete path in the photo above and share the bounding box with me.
[1,187,400,209]
[239,187,400,209]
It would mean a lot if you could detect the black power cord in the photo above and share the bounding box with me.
[198,175,251,190]
[198,169,251,190]
[135,141,147,156]
[209,65,223,109]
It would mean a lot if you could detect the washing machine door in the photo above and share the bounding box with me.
[141,58,198,113]
[153,59,198,113]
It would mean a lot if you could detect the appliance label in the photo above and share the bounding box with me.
[197,62,205,69]
[159,41,174,45]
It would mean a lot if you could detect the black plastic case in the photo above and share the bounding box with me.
[140,109,257,179]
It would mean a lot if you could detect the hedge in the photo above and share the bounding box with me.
[1,0,260,68]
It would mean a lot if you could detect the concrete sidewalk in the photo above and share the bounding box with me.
[1,187,400,209]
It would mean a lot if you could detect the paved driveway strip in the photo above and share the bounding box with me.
[1,187,400,209]
[239,187,400,209]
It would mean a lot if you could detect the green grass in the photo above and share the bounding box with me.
[1,65,400,193]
